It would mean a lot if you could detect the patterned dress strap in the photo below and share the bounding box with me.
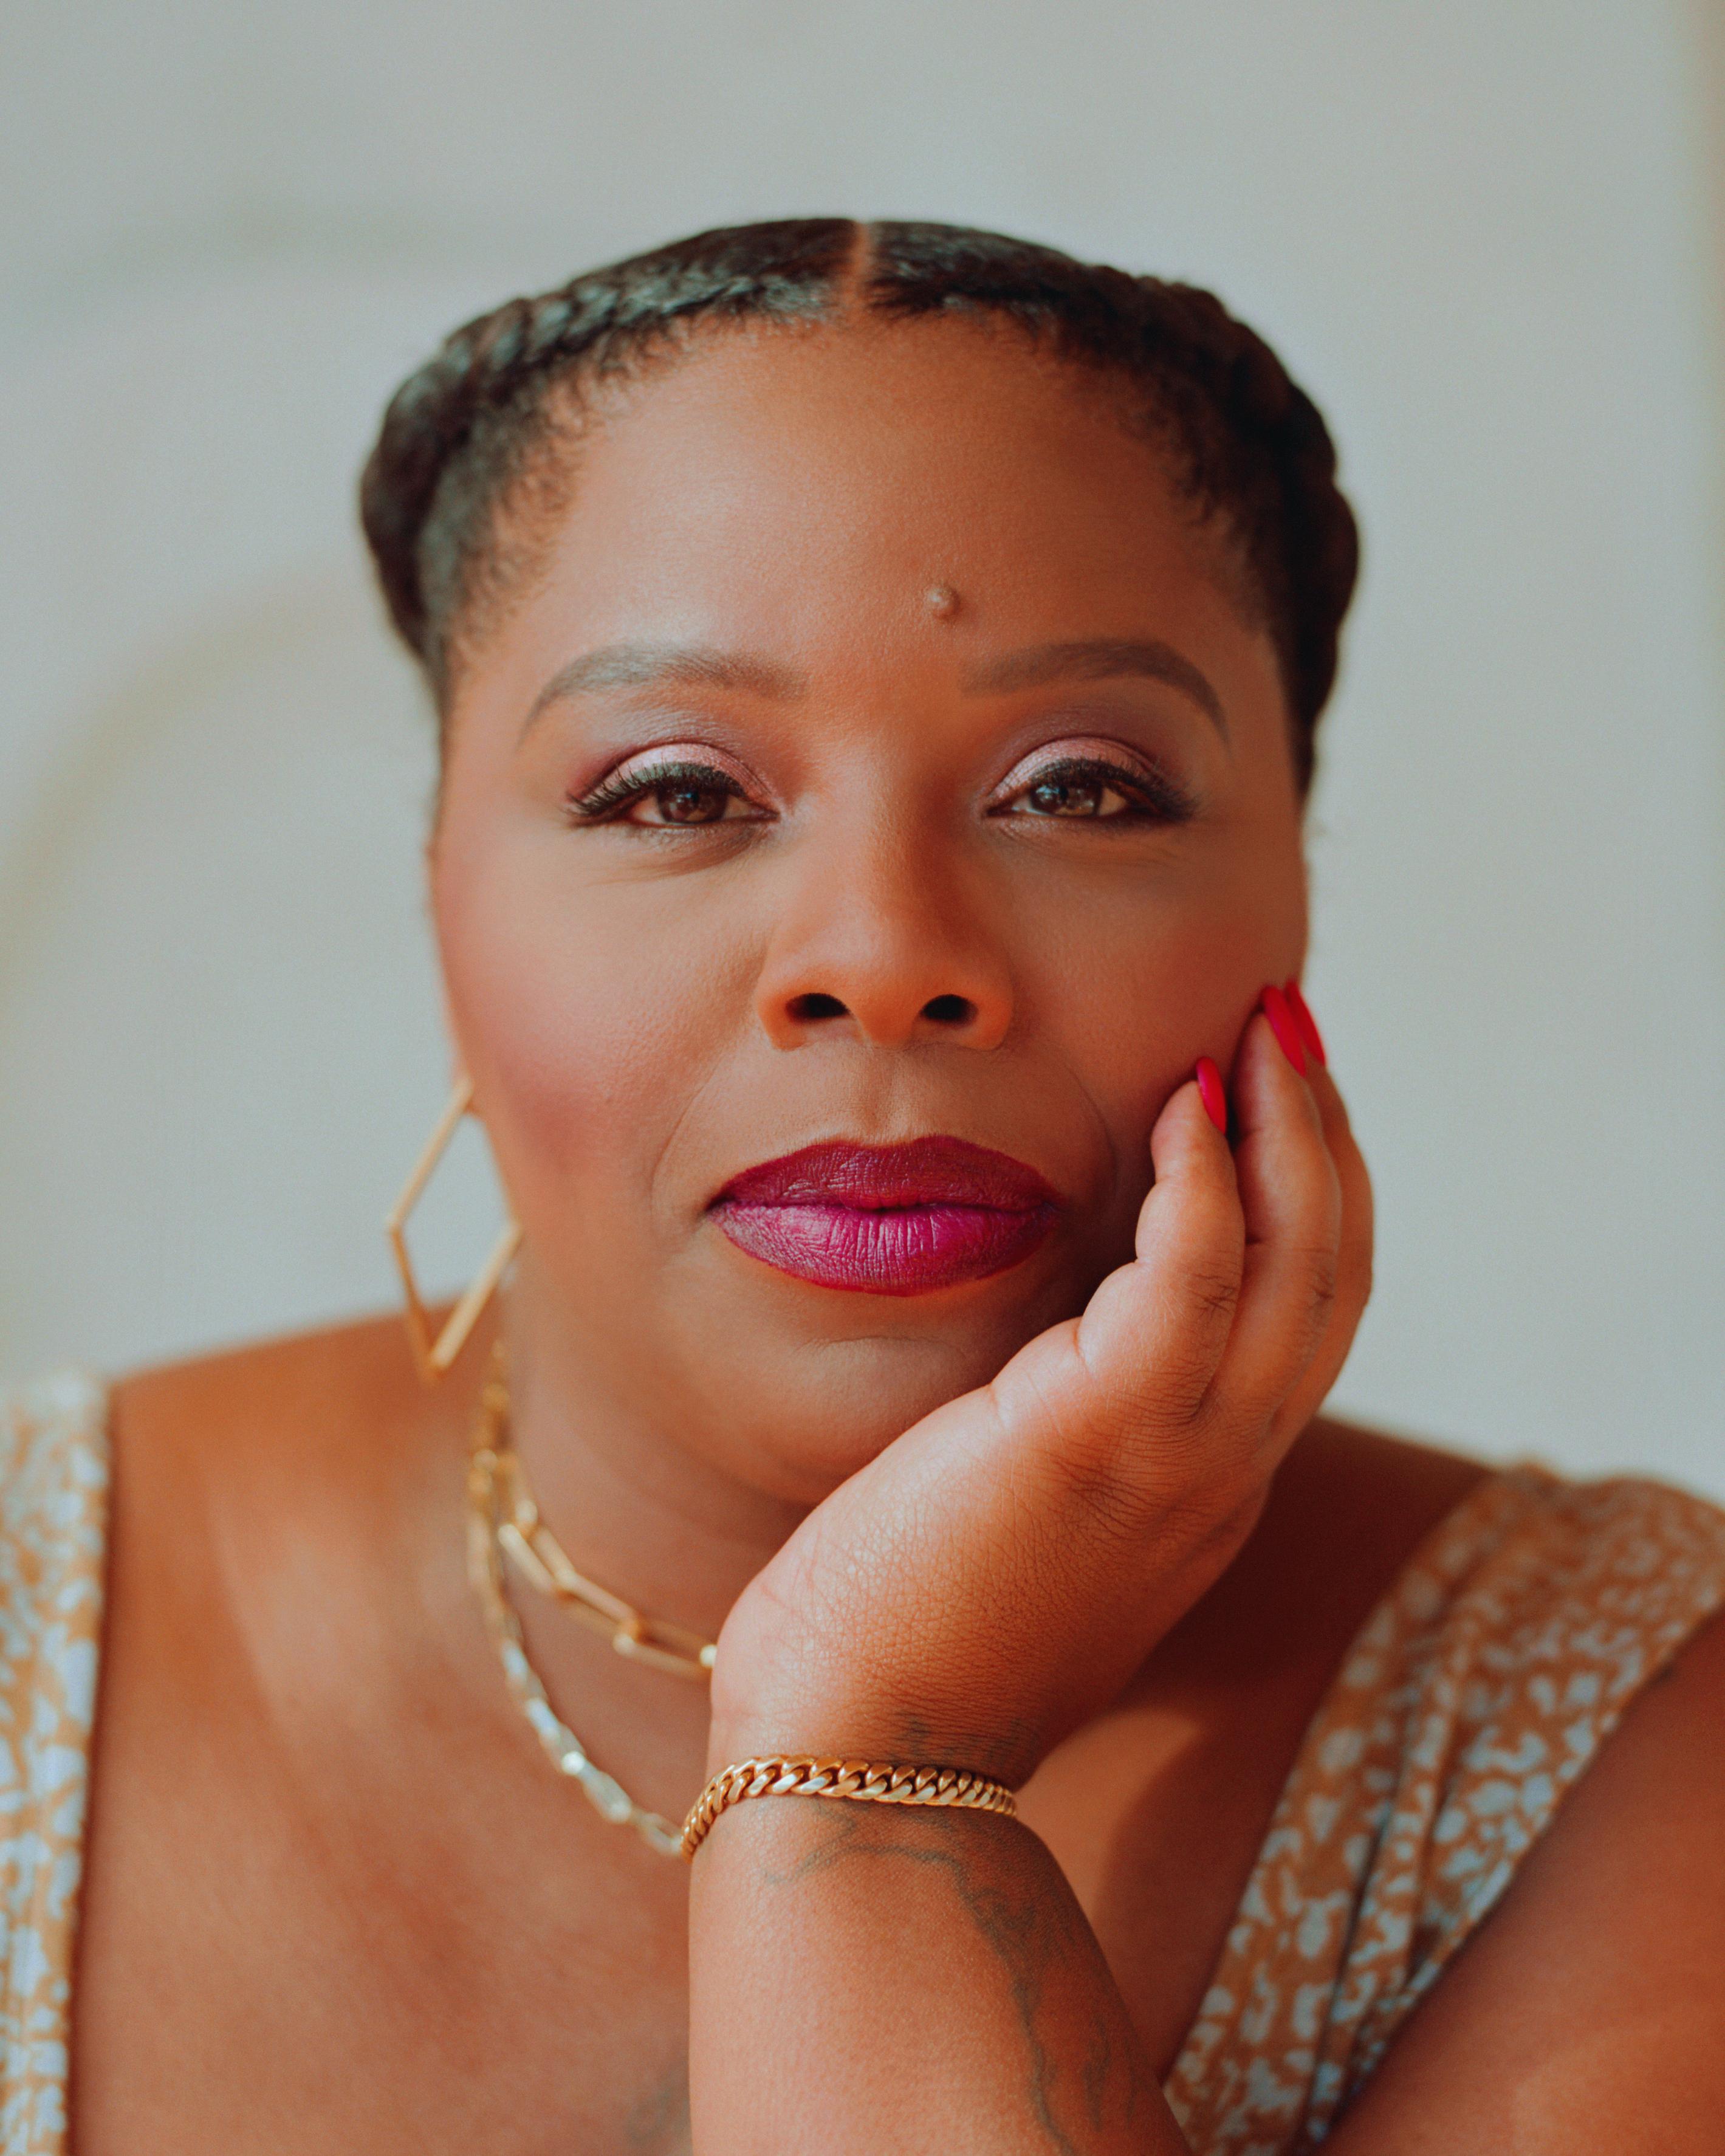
[0,1372,110,2156]
[1165,1466,1725,2154]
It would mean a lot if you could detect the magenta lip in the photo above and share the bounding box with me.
[710,1136,1061,1296]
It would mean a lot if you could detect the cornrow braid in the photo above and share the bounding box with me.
[360,219,856,689]
[360,218,1358,789]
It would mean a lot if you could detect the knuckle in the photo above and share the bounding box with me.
[1078,1374,1181,1456]
[1294,1238,1340,1314]
[1109,1345,1213,1438]
[1185,1478,1271,1558]
[1042,1392,1248,1550]
[1183,1257,1243,1328]
[1047,1448,1159,1545]
[1142,1468,1270,1577]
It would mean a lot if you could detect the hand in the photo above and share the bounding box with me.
[707,988,1374,1789]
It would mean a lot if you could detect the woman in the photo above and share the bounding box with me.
[5,219,1721,2154]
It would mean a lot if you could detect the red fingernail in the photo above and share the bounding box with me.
[1260,985,1308,1074]
[1195,1056,1228,1133]
[1283,980,1326,1067]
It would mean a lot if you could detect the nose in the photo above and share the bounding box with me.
[753,826,1014,1053]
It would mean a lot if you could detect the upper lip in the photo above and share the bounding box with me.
[715,1137,1060,1213]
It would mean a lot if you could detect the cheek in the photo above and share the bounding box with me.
[1020,834,1306,1141]
[430,837,755,1234]
[430,790,1305,1265]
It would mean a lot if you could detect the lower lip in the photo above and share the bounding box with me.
[712,1198,1058,1295]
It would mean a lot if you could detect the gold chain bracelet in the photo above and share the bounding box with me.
[681,1755,1017,1860]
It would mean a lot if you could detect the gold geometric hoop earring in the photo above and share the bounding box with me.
[385,1074,523,1387]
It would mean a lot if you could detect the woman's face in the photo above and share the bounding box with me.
[432,315,1307,1503]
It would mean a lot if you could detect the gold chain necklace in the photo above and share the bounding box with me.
[465,1348,708,1858]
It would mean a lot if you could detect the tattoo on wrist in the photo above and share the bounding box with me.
[755,1805,1154,2152]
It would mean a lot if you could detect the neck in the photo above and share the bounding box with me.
[442,1266,812,1819]
[499,1268,811,1644]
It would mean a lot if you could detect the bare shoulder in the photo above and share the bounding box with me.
[111,1308,428,1457]
[1330,1600,1725,2149]
[1173,1413,1492,1674]
[106,1309,473,1520]
[100,1310,481,1655]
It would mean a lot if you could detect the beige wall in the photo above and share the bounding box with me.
[3,3,1722,1495]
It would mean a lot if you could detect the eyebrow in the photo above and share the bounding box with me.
[521,633,1227,744]
[521,642,808,740]
[962,639,1227,740]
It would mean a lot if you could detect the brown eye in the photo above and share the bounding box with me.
[640,778,739,825]
[994,754,1193,825]
[1024,772,1120,818]
[567,757,764,828]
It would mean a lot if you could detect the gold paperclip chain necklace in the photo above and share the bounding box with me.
[465,1345,712,1858]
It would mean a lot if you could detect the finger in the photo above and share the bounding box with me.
[1271,1047,1374,1440]
[994,1074,1243,1446]
[1216,1006,1343,1425]
[1081,1073,1246,1417]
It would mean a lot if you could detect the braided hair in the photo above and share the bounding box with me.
[360,219,1358,790]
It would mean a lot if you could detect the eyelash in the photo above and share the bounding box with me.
[564,750,1196,829]
[565,759,756,826]
[990,755,1195,825]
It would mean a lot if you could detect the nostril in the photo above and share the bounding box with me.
[922,994,976,1028]
[787,992,849,1023]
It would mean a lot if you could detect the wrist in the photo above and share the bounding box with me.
[702,1709,890,1781]
[704,1698,1032,1787]
[707,1610,1054,1784]
[705,1656,902,1774]
[685,1748,1022,1861]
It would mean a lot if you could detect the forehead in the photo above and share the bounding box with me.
[459,314,1280,724]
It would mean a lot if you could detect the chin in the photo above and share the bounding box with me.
[709,1333,998,1503]
[671,1271,1085,1506]
[524,1216,1114,1503]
